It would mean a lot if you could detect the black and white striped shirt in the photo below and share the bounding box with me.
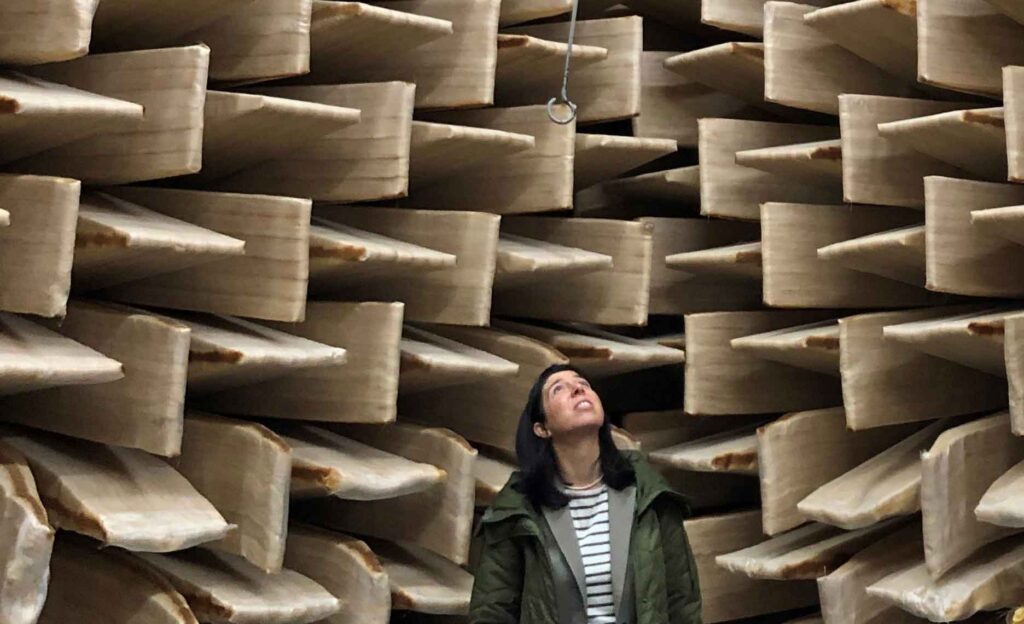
[566,483,616,624]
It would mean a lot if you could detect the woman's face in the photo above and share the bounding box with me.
[535,370,605,441]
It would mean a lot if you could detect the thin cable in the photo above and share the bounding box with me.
[547,0,581,124]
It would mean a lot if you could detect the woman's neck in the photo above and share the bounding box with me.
[553,434,602,487]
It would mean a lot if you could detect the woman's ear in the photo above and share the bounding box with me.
[533,422,550,439]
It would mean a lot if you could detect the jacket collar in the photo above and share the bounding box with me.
[543,482,638,612]
[629,451,690,516]
[479,451,687,530]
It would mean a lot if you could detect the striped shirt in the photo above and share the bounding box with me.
[565,483,616,624]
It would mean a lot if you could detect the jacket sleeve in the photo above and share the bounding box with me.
[659,501,703,624]
[468,526,525,624]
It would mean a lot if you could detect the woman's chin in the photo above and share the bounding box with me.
[569,414,605,431]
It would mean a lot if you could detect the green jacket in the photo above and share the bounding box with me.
[469,452,702,624]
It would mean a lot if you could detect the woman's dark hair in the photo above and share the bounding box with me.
[513,363,635,509]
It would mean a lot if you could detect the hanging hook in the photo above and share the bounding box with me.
[547,0,581,125]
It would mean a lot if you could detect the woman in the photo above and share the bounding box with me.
[470,363,702,624]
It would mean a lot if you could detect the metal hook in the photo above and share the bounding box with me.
[547,0,581,124]
[547,97,577,125]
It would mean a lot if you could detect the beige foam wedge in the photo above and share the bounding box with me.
[409,120,535,190]
[316,206,499,327]
[301,1,453,85]
[400,325,519,395]
[502,17,641,124]
[622,410,733,453]
[310,0,500,109]
[735,139,842,183]
[0,1,99,65]
[171,312,345,396]
[0,427,230,552]
[417,105,575,215]
[817,225,926,286]
[0,174,79,317]
[188,0,313,84]
[1006,314,1024,435]
[840,307,1008,430]
[307,220,455,296]
[799,418,964,530]
[0,72,143,164]
[758,409,918,535]
[279,423,445,500]
[702,0,843,37]
[172,413,292,573]
[867,535,1024,622]
[574,134,678,190]
[0,440,53,624]
[761,202,933,308]
[91,0,251,51]
[971,204,1024,246]
[205,302,404,424]
[215,83,414,203]
[1006,67,1024,182]
[731,319,840,376]
[608,166,701,204]
[285,525,390,624]
[474,452,516,508]
[882,306,1020,377]
[494,34,608,114]
[686,510,819,622]
[684,310,841,415]
[494,232,612,290]
[664,43,772,113]
[838,95,974,208]
[635,52,762,147]
[494,217,652,325]
[877,107,1006,181]
[102,186,311,323]
[806,418,966,528]
[399,325,567,453]
[74,192,245,291]
[921,412,1024,578]
[305,423,477,565]
[494,320,685,377]
[926,176,1024,297]
[698,118,840,221]
[196,90,361,183]
[140,549,340,624]
[716,520,902,580]
[14,46,209,184]
[375,540,473,615]
[500,0,571,25]
[764,1,917,115]
[803,0,918,83]
[0,300,189,456]
[37,536,197,624]
[917,0,1024,97]
[0,312,123,395]
[649,425,760,475]
[978,459,1024,528]
[817,525,925,624]
[666,241,763,282]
